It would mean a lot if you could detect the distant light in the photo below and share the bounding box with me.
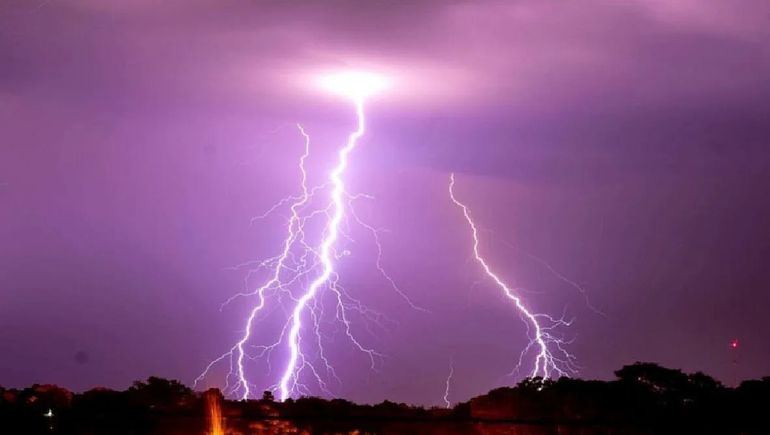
[316,71,391,101]
[730,339,739,349]
[44,409,54,418]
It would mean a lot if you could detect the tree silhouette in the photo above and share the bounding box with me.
[615,362,689,394]
[1,366,770,433]
[261,390,275,402]
[127,377,193,409]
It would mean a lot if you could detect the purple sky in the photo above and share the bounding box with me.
[2,0,770,405]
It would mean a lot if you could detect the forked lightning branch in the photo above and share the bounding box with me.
[197,71,574,401]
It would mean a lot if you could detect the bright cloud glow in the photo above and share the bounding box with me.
[316,71,392,100]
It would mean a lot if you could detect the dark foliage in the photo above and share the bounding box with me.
[1,363,769,434]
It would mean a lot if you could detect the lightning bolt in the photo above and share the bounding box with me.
[496,238,605,317]
[443,358,454,409]
[197,70,573,400]
[277,97,369,400]
[195,121,314,400]
[448,174,576,380]
[197,91,423,401]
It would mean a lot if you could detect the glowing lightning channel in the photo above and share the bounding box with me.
[198,72,417,401]
[231,123,314,401]
[448,174,576,380]
[195,123,313,400]
[197,71,428,401]
[443,358,454,409]
[278,97,366,400]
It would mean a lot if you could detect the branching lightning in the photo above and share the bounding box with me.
[448,174,576,380]
[278,97,370,400]
[197,70,580,402]
[196,72,424,401]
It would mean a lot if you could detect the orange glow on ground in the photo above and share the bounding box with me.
[206,391,224,435]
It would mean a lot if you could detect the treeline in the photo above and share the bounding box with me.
[1,362,770,434]
[468,363,770,432]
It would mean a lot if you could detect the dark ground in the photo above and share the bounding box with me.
[3,362,769,434]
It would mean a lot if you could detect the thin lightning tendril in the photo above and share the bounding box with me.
[495,238,605,317]
[443,358,454,409]
[197,74,580,401]
[278,98,367,400]
[197,96,419,401]
[448,174,577,380]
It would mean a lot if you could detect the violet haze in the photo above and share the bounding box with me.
[1,0,770,406]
